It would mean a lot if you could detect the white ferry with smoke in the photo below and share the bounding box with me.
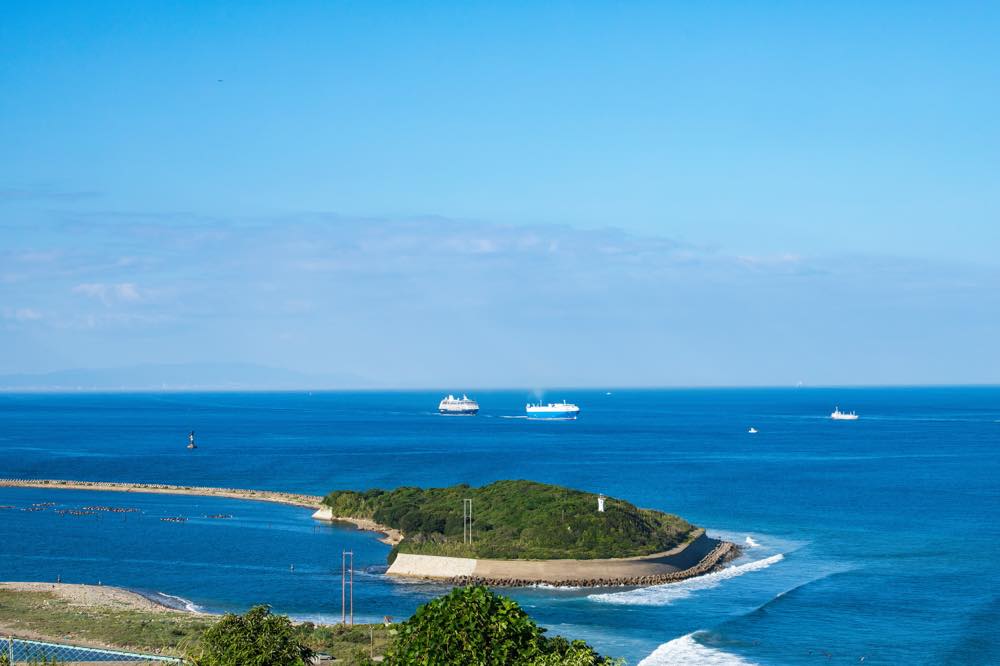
[526,400,580,419]
[438,394,480,415]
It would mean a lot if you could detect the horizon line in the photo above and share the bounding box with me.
[1,382,998,394]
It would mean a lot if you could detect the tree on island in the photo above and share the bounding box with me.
[386,585,623,666]
[188,604,313,666]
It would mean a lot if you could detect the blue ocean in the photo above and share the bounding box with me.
[1,389,997,664]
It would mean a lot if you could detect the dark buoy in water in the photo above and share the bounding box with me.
[187,430,197,449]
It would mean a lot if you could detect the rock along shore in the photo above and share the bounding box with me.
[448,540,740,587]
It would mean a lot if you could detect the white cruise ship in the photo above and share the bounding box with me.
[830,406,859,420]
[526,400,580,419]
[438,394,479,415]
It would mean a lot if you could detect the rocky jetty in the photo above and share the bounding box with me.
[449,540,741,588]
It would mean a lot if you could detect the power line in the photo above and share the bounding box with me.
[342,550,354,625]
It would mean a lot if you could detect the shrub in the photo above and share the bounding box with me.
[188,605,313,666]
[385,585,621,666]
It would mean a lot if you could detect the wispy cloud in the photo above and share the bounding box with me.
[2,308,43,322]
[1,210,997,385]
[71,282,143,305]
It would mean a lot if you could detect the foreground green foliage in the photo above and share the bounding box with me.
[386,585,622,665]
[189,605,312,666]
[1,586,618,665]
[324,479,696,559]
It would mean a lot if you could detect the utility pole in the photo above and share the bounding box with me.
[462,498,473,545]
[342,550,354,625]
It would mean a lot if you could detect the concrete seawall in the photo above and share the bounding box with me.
[387,531,740,587]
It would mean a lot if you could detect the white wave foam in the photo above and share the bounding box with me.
[639,633,756,666]
[154,591,205,613]
[745,536,759,548]
[529,583,585,591]
[588,553,784,606]
[289,612,363,625]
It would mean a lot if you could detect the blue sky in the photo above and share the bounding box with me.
[1,2,998,387]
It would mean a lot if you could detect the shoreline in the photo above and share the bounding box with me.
[0,581,198,616]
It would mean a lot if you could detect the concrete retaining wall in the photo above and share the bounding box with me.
[388,553,478,578]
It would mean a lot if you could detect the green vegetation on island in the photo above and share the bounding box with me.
[323,479,697,560]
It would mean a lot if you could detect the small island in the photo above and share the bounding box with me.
[0,477,740,588]
[320,480,739,587]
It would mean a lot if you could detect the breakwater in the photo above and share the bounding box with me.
[0,478,401,544]
[0,478,323,508]
[387,531,742,587]
[450,540,740,587]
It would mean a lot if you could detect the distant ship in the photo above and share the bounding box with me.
[438,394,479,415]
[187,431,197,449]
[526,401,580,419]
[830,407,859,421]
[748,427,758,434]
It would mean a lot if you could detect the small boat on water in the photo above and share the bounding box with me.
[526,401,580,419]
[187,431,197,449]
[438,394,480,415]
[830,407,859,421]
[748,427,758,434]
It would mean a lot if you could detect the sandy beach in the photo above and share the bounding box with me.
[0,581,189,615]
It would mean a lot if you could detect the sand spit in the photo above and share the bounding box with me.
[0,581,189,615]
[0,478,400,545]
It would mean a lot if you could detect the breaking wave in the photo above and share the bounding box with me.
[745,536,760,548]
[587,554,784,606]
[143,590,205,613]
[638,633,757,666]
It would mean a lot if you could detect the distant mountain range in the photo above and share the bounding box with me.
[0,363,373,391]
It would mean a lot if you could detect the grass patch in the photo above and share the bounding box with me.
[0,589,392,664]
[0,589,210,655]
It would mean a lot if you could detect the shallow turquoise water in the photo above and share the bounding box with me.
[1,388,998,664]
